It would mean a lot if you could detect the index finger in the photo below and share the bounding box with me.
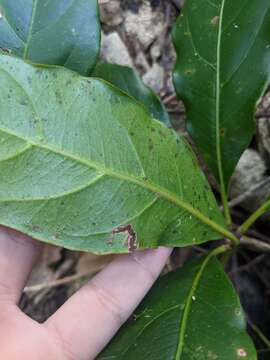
[45,247,172,360]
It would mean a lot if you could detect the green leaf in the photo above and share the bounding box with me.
[172,1,270,193]
[99,253,257,360]
[0,54,229,254]
[0,0,101,75]
[92,62,171,126]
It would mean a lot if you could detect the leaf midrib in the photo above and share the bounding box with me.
[0,125,231,240]
[23,0,38,59]
[215,0,229,221]
[174,252,218,359]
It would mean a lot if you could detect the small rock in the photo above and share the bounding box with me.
[257,92,270,166]
[172,0,186,9]
[134,50,150,73]
[101,31,133,67]
[142,63,164,94]
[258,118,270,166]
[120,0,142,13]
[230,149,270,215]
[124,2,164,49]
[99,0,123,27]
[150,40,162,61]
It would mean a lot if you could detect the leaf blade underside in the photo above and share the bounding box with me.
[0,55,226,254]
[92,62,171,126]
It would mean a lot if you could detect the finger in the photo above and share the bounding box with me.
[45,247,172,360]
[0,226,43,303]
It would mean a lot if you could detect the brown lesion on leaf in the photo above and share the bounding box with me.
[29,224,42,232]
[237,348,247,358]
[220,127,226,136]
[184,68,196,76]
[52,233,60,240]
[113,224,137,252]
[211,16,219,26]
[0,47,12,54]
[106,237,113,246]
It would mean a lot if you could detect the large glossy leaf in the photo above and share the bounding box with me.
[92,62,171,126]
[173,0,270,193]
[99,254,257,359]
[0,0,100,74]
[0,55,228,254]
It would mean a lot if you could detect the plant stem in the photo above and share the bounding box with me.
[227,232,240,246]
[240,235,270,253]
[221,188,232,225]
[215,0,232,226]
[210,243,232,258]
[220,249,233,267]
[239,197,270,234]
[24,269,96,293]
[175,243,230,359]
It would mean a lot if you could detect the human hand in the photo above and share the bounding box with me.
[0,226,171,360]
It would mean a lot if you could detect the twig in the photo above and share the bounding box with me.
[229,254,265,275]
[24,270,95,293]
[258,349,270,354]
[246,228,270,243]
[228,177,270,209]
[240,235,270,253]
[167,108,185,115]
[248,320,270,350]
[162,93,177,105]
[256,111,270,119]
[29,257,75,305]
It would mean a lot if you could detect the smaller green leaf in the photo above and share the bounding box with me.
[92,62,171,126]
[172,0,270,195]
[0,0,101,75]
[99,253,256,360]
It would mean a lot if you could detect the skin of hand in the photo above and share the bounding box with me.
[0,226,171,360]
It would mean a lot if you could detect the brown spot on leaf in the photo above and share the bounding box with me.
[113,224,137,252]
[158,129,166,139]
[148,140,154,151]
[30,224,41,232]
[106,237,113,245]
[185,68,196,76]
[0,47,12,54]
[237,348,247,358]
[211,16,219,25]
[52,233,60,240]
[220,127,226,136]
